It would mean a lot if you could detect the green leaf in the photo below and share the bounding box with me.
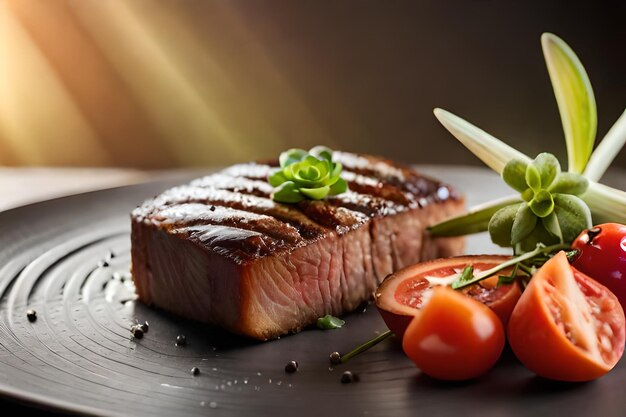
[529,190,554,218]
[511,204,537,244]
[582,182,626,224]
[268,170,287,187]
[316,315,345,330]
[541,212,564,242]
[525,164,542,191]
[518,223,561,253]
[272,181,305,203]
[329,177,348,195]
[548,172,588,195]
[428,195,522,237]
[300,185,331,200]
[584,110,626,182]
[553,194,592,243]
[542,33,597,173]
[451,266,474,290]
[279,148,307,168]
[502,159,529,192]
[309,145,333,162]
[532,153,561,188]
[488,203,522,247]
[433,108,532,174]
[498,263,520,286]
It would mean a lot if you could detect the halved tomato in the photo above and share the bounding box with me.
[375,255,522,338]
[402,287,505,380]
[508,251,626,382]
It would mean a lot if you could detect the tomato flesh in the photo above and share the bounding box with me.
[402,287,505,380]
[507,251,625,382]
[375,255,522,338]
[572,223,626,310]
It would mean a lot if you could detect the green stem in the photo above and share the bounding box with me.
[340,330,393,364]
[452,243,570,289]
[517,263,534,275]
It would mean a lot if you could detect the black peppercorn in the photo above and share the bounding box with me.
[341,371,358,384]
[329,351,342,365]
[285,360,299,373]
[191,367,200,376]
[130,325,144,339]
[140,321,149,333]
[26,309,37,323]
[176,334,187,346]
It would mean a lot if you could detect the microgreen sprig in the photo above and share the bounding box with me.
[317,314,346,330]
[451,243,569,289]
[268,146,348,203]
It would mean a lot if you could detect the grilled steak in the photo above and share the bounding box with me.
[131,152,465,340]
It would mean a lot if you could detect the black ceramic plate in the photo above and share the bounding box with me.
[1,167,625,417]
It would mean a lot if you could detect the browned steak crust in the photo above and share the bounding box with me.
[131,152,465,340]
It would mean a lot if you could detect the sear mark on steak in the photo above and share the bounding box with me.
[131,152,465,340]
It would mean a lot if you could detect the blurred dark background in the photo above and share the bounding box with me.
[1,0,625,169]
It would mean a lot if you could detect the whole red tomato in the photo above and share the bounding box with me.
[572,223,626,309]
[508,251,625,381]
[402,287,505,381]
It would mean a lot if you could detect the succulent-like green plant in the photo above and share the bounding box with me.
[489,153,590,251]
[268,146,348,203]
[429,33,626,252]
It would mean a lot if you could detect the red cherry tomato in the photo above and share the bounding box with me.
[402,287,505,380]
[572,223,626,309]
[508,251,625,382]
[375,256,522,338]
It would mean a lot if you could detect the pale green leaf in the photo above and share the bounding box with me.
[532,152,561,188]
[279,148,307,168]
[511,204,537,244]
[272,181,305,203]
[584,110,626,182]
[548,172,588,195]
[300,185,331,200]
[309,145,333,162]
[542,33,597,173]
[268,170,287,187]
[428,195,522,237]
[502,159,529,192]
[581,182,626,224]
[526,164,542,191]
[553,194,593,243]
[433,108,531,174]
[518,223,561,253]
[329,177,348,195]
[529,190,554,218]
[542,212,564,242]
[488,203,523,247]
[317,315,345,330]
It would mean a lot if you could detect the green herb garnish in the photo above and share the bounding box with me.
[268,146,348,203]
[451,243,568,289]
[497,263,520,286]
[429,33,626,249]
[453,265,475,288]
[317,314,346,330]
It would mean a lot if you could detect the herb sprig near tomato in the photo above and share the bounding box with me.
[375,256,522,338]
